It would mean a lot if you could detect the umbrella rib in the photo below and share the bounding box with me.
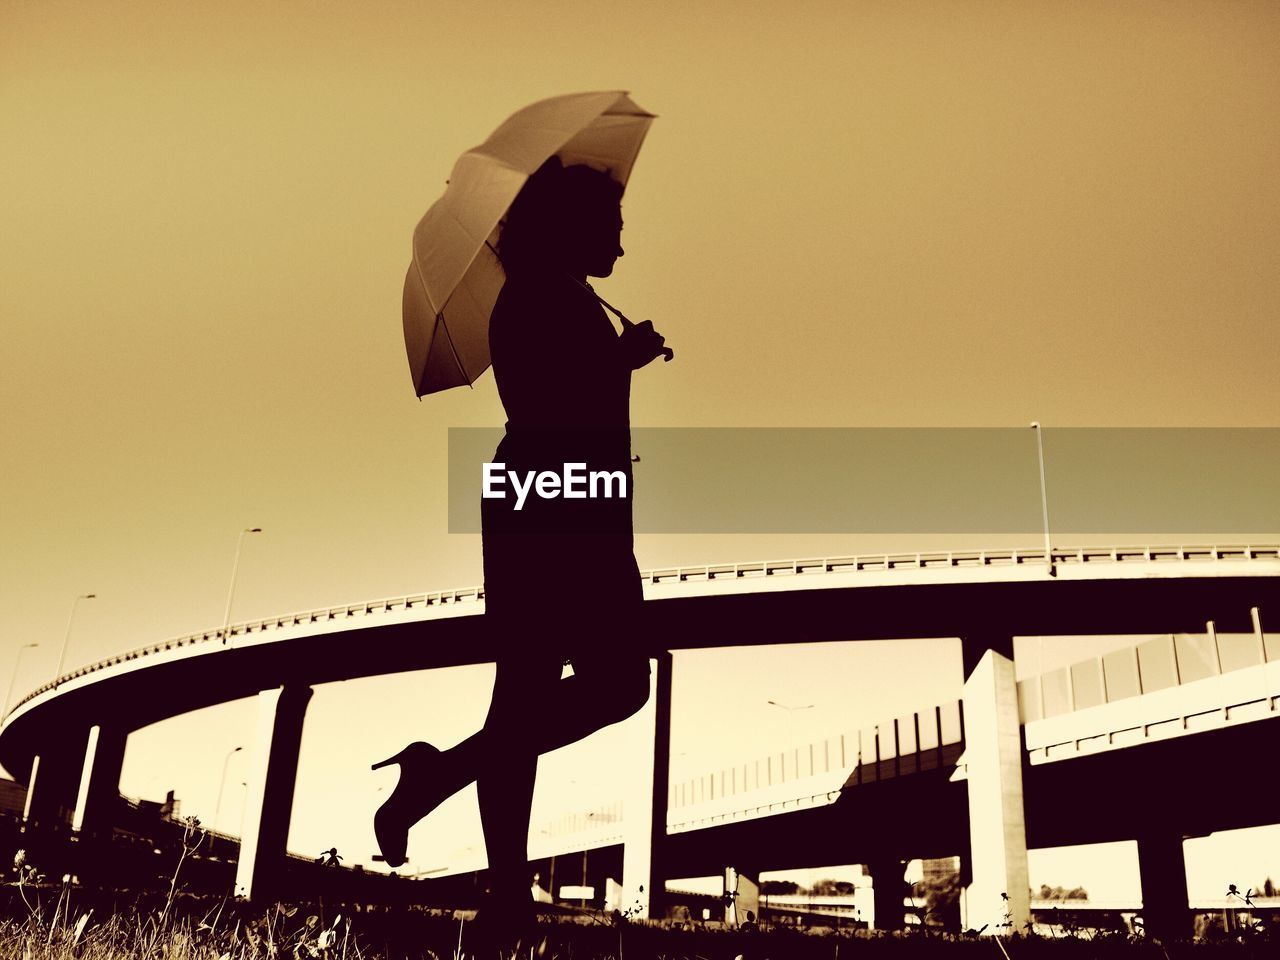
[437,312,472,389]
[408,239,473,392]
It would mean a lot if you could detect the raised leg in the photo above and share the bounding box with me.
[454,647,651,787]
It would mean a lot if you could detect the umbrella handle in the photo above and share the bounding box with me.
[577,276,674,362]
[619,316,675,361]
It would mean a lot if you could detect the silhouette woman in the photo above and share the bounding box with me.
[373,158,668,930]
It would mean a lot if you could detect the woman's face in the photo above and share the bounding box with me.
[576,202,624,278]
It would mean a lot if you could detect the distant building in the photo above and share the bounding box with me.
[135,789,180,822]
[922,856,959,883]
[0,778,27,818]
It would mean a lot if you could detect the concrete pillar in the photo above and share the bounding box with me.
[868,858,908,930]
[71,724,127,838]
[234,685,312,900]
[960,647,1030,935]
[962,633,1015,681]
[21,755,41,823]
[723,865,760,926]
[621,651,671,919]
[1136,831,1190,942]
[22,749,80,829]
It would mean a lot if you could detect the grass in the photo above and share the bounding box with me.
[1,822,1274,959]
[0,888,1275,960]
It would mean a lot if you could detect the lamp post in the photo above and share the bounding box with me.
[220,527,262,644]
[237,781,249,839]
[1030,422,1054,575]
[3,643,39,716]
[766,699,814,758]
[213,745,243,833]
[543,825,557,904]
[53,593,96,687]
[766,699,814,719]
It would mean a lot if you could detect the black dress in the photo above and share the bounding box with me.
[481,271,643,658]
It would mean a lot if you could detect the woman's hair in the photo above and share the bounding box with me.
[497,157,624,275]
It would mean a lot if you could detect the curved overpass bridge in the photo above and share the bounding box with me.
[1,543,1276,933]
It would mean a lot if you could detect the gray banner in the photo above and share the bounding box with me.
[448,428,1279,534]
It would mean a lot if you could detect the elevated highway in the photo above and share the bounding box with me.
[1,543,1275,936]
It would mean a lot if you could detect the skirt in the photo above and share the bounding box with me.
[481,429,643,660]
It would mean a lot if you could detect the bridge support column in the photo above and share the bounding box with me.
[71,724,127,838]
[723,864,760,926]
[621,651,671,919]
[868,858,908,930]
[962,634,1014,681]
[1136,831,1190,942]
[960,647,1030,935]
[235,685,312,900]
[22,749,80,829]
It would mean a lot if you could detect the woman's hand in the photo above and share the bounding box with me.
[619,319,673,369]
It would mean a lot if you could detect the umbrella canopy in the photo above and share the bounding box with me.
[403,91,656,398]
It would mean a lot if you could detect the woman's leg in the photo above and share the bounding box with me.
[474,648,562,898]
[459,637,651,899]
[452,647,650,785]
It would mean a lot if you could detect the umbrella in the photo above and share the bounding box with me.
[403,91,657,398]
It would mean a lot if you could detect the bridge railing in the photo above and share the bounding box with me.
[536,800,625,839]
[640,543,1279,584]
[1017,615,1274,724]
[9,543,1275,718]
[8,585,487,715]
[666,700,964,830]
[529,801,628,856]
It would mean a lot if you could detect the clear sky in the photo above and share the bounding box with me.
[2,0,1277,901]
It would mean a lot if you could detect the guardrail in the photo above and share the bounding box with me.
[536,801,625,839]
[1018,612,1273,724]
[669,700,964,813]
[640,543,1279,584]
[9,543,1275,717]
[9,587,486,713]
[666,701,966,832]
[529,802,629,857]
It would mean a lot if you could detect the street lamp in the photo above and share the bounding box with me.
[213,745,243,833]
[766,699,814,718]
[540,825,557,903]
[1029,423,1054,576]
[53,593,96,687]
[3,643,39,716]
[237,780,249,839]
[766,699,815,756]
[220,527,262,644]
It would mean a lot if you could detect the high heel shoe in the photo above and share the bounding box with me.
[371,741,450,868]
